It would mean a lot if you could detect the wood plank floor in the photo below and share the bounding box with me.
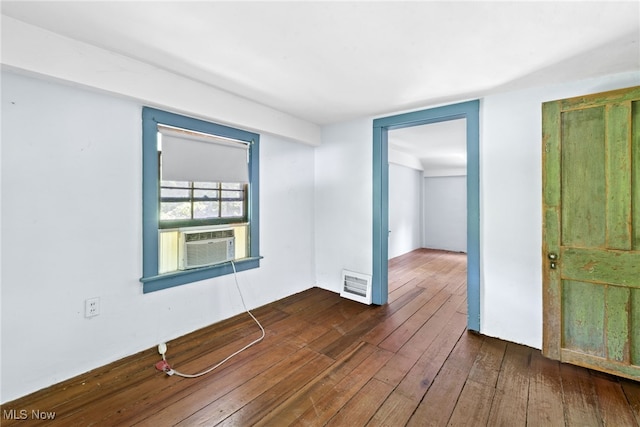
[2,249,639,426]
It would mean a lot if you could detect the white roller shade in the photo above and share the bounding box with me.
[159,126,249,183]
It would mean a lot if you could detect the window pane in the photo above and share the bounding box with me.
[194,189,218,199]
[222,183,242,190]
[161,180,190,198]
[161,188,190,198]
[222,201,243,217]
[194,201,219,219]
[221,189,242,199]
[195,182,219,189]
[160,202,191,220]
[161,180,190,188]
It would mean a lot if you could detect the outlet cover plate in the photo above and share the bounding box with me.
[85,297,100,318]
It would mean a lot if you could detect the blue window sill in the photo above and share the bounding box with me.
[141,257,261,293]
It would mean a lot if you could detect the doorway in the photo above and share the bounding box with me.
[388,119,467,257]
[372,100,480,331]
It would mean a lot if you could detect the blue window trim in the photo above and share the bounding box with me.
[141,107,260,293]
[372,100,480,332]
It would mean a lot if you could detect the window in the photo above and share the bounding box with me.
[140,107,260,293]
[159,181,246,226]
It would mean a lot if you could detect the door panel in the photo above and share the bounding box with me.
[543,86,640,381]
[633,102,640,249]
[560,107,606,248]
[562,280,605,357]
[561,248,640,286]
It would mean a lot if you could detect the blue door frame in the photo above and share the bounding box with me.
[372,100,480,331]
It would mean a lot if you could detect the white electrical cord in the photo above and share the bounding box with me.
[160,260,265,378]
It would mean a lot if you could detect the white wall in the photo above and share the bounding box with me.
[480,70,640,348]
[1,71,316,403]
[314,71,640,350]
[423,176,467,253]
[388,163,423,259]
[314,119,372,290]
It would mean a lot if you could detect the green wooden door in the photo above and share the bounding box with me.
[542,86,640,381]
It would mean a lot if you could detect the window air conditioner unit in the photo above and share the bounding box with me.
[178,228,235,270]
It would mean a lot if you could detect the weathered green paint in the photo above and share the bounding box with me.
[606,102,632,250]
[632,289,640,365]
[542,206,561,359]
[559,86,640,110]
[543,86,640,381]
[541,101,562,359]
[562,349,640,379]
[562,280,605,357]
[561,107,606,248]
[542,101,561,209]
[606,286,630,362]
[633,101,640,250]
[561,248,640,288]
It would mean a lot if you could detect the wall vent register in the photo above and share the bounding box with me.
[178,229,235,270]
[340,270,373,305]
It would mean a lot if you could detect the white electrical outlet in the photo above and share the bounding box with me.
[85,297,100,318]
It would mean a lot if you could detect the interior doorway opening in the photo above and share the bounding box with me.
[372,100,480,331]
[387,119,468,310]
[388,119,467,258]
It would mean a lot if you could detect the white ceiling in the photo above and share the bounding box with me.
[2,1,639,166]
[2,1,638,125]
[390,119,467,172]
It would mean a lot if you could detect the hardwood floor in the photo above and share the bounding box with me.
[2,249,639,426]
